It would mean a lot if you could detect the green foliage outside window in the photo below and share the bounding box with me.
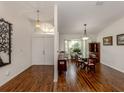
[72,48,81,54]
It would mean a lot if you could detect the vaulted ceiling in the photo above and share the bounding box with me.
[57,1,124,34]
[1,1,54,25]
[2,1,124,34]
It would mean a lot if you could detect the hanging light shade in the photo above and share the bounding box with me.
[82,24,89,40]
[35,10,41,29]
[41,23,54,33]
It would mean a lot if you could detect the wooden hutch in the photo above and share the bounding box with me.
[89,43,100,63]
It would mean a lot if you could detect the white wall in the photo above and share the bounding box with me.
[97,17,124,73]
[59,33,97,51]
[0,3,32,86]
[54,5,59,82]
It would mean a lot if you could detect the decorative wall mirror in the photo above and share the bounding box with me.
[0,18,12,67]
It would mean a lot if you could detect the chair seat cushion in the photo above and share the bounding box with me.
[84,62,88,64]
[88,63,95,65]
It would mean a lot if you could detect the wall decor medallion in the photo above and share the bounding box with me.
[0,18,12,67]
[117,34,124,45]
[103,36,113,46]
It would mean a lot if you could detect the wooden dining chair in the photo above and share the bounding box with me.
[77,57,84,67]
[75,55,79,66]
[86,58,96,72]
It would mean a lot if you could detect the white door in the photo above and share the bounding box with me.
[32,37,45,65]
[44,37,54,65]
[32,37,54,65]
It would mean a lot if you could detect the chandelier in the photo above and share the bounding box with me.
[34,9,54,33]
[35,10,41,29]
[82,24,89,40]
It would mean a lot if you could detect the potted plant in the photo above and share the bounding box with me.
[72,48,81,55]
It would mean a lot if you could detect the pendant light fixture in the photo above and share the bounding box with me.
[82,24,89,40]
[35,9,41,29]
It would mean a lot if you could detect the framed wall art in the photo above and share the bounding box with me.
[103,36,113,46]
[117,34,124,45]
[0,18,12,67]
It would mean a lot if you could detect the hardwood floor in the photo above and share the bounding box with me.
[0,65,54,92]
[54,61,124,92]
[0,61,124,92]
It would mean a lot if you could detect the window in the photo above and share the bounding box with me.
[64,39,89,58]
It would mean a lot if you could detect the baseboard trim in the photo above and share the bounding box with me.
[101,62,124,74]
[0,65,56,87]
[0,65,31,87]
